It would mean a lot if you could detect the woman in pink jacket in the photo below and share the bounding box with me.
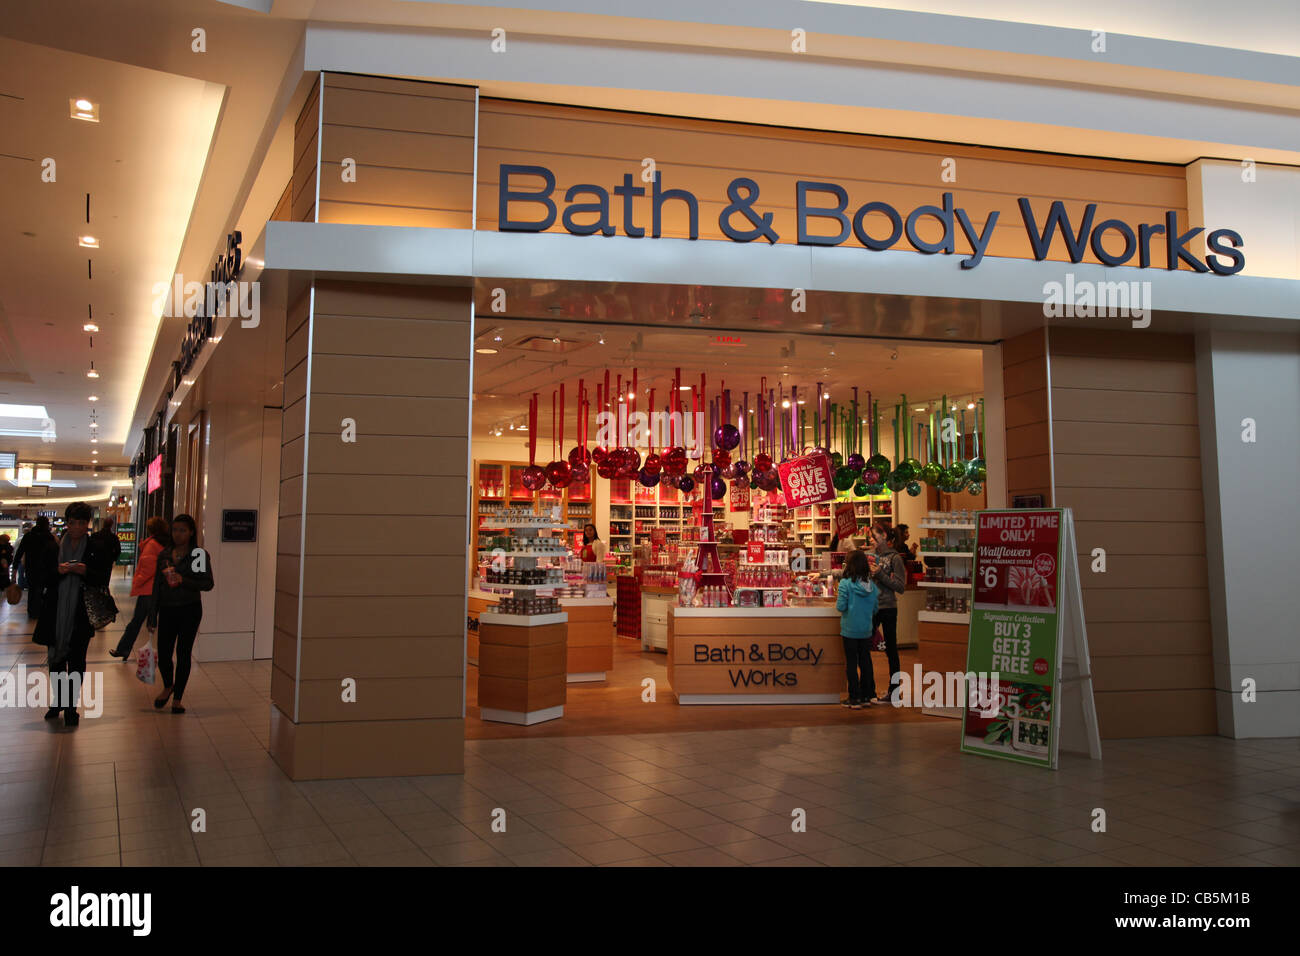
[108,517,169,661]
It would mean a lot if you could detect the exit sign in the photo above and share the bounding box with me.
[713,335,745,347]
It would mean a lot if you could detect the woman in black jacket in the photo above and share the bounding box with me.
[147,514,214,714]
[32,502,112,727]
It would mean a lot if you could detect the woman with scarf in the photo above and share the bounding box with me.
[32,502,113,727]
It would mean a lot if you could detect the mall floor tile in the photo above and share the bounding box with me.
[3,586,1299,867]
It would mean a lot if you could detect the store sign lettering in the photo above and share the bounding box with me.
[693,640,826,688]
[498,164,1245,274]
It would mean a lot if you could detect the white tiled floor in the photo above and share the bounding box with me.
[2,578,1298,866]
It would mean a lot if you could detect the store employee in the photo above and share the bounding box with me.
[581,524,607,563]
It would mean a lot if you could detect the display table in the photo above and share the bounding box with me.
[667,606,845,704]
[477,610,568,725]
[560,596,614,682]
[640,586,678,652]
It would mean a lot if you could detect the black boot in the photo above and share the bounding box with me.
[64,709,79,727]
[44,707,60,720]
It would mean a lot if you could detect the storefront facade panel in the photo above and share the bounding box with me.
[256,68,1297,777]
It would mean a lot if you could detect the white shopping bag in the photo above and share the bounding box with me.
[135,643,157,685]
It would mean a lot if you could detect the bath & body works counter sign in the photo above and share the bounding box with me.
[961,509,1065,769]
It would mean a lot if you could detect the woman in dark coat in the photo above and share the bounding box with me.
[32,502,113,727]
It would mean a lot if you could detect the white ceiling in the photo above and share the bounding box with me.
[472,318,984,437]
[0,36,223,486]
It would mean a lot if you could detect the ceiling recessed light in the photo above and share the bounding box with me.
[967,402,976,409]
[78,235,99,248]
[69,98,99,122]
[781,400,790,409]
[678,385,691,391]
[914,406,925,412]
[88,395,98,402]
[90,438,98,444]
[822,392,830,399]
[475,347,498,355]
[797,399,806,405]
[83,323,99,333]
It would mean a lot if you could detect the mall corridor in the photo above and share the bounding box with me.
[1,578,1296,868]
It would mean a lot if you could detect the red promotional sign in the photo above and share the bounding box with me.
[651,527,666,549]
[147,455,163,494]
[777,452,836,508]
[834,502,857,541]
[974,510,1060,610]
[729,481,751,512]
[746,541,765,563]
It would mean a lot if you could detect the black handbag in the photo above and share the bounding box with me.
[83,585,118,630]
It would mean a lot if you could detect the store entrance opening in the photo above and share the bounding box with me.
[468,316,993,739]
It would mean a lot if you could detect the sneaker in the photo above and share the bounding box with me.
[849,699,864,710]
[842,697,857,708]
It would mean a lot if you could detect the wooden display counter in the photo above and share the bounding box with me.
[561,597,614,682]
[467,592,498,665]
[477,611,568,725]
[640,587,678,653]
[667,606,845,704]
[917,615,970,718]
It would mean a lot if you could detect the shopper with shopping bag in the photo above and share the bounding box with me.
[109,516,169,661]
[30,502,114,727]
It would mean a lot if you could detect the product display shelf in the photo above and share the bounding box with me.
[915,512,975,721]
[475,512,569,726]
[848,492,896,540]
[472,458,587,584]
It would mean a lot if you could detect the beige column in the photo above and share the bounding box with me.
[271,280,471,779]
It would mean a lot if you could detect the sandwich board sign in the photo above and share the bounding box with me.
[960,508,1101,769]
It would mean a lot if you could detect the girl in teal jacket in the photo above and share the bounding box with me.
[836,550,880,708]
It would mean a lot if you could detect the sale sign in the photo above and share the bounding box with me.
[729,481,751,512]
[776,452,836,508]
[961,509,1064,769]
[833,502,857,541]
[746,541,765,563]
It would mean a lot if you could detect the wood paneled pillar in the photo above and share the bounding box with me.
[270,280,471,779]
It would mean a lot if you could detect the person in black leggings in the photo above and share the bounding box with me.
[147,514,214,714]
[868,524,907,703]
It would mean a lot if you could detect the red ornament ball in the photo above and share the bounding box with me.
[520,464,547,491]
[754,452,773,473]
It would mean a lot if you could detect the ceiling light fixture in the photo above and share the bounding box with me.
[597,335,605,345]
[78,235,99,248]
[475,347,498,355]
[83,323,99,333]
[781,399,791,409]
[69,98,99,122]
[86,363,99,379]
[967,402,976,409]
[91,438,98,444]
[88,395,98,402]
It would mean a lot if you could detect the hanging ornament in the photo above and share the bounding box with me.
[967,458,987,483]
[756,468,781,492]
[591,446,609,465]
[864,483,885,496]
[885,471,908,493]
[568,446,591,470]
[569,463,590,487]
[521,465,547,491]
[832,466,856,491]
[664,447,688,475]
[753,452,773,473]
[712,448,731,469]
[852,480,871,497]
[709,475,727,500]
[638,468,661,488]
[732,458,750,478]
[678,475,696,494]
[544,460,572,488]
[643,452,663,475]
[714,423,741,451]
[861,467,882,486]
[922,461,943,486]
[967,482,984,496]
[846,452,865,474]
[830,451,843,469]
[906,480,922,497]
